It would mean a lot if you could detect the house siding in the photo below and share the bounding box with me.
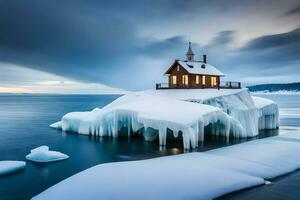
[167,63,220,89]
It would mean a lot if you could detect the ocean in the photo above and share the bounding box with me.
[0,94,299,200]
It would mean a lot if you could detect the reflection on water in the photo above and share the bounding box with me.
[0,94,297,200]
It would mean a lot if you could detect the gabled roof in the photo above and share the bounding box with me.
[165,60,225,76]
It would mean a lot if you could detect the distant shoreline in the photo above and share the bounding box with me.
[251,90,300,95]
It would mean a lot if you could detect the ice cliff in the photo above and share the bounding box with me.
[51,89,279,149]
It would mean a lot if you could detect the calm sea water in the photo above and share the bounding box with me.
[0,94,299,200]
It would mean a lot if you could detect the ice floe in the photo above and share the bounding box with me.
[26,146,69,163]
[252,96,279,130]
[51,89,279,149]
[0,161,26,176]
[32,131,300,200]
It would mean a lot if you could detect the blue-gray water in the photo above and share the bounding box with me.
[0,94,299,200]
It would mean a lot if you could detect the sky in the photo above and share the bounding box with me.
[0,0,300,93]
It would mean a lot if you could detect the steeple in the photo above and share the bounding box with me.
[186,42,194,62]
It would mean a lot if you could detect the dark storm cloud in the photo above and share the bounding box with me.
[0,0,300,89]
[282,5,300,17]
[206,31,235,48]
[240,27,300,64]
[136,36,187,58]
[0,0,141,86]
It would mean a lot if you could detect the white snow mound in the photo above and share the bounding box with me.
[0,161,26,176]
[32,130,300,200]
[26,146,69,163]
[51,89,279,149]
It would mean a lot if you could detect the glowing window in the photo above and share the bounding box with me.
[172,76,177,84]
[182,75,188,85]
[211,77,217,86]
[196,75,199,84]
[202,75,206,85]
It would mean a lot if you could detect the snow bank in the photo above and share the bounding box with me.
[26,146,69,163]
[32,130,300,200]
[56,94,243,149]
[0,161,26,175]
[32,155,264,200]
[51,89,278,149]
[252,96,279,130]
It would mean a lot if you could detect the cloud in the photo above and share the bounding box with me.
[282,5,300,17]
[207,31,236,47]
[0,0,300,91]
[239,27,300,64]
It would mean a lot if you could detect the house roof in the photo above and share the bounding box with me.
[174,60,225,76]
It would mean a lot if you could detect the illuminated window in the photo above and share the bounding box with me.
[196,75,199,84]
[202,75,206,85]
[211,77,217,86]
[182,75,188,85]
[172,76,177,85]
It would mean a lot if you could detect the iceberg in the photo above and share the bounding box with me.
[51,89,279,149]
[0,161,26,176]
[32,130,300,200]
[26,146,69,163]
[252,96,279,130]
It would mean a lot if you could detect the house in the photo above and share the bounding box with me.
[156,42,241,89]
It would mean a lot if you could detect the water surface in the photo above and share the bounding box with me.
[0,94,298,200]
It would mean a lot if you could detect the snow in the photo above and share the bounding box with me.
[177,60,225,76]
[251,90,300,95]
[32,130,300,200]
[54,93,244,149]
[26,146,69,163]
[51,88,278,149]
[252,96,279,130]
[32,155,264,200]
[31,145,49,153]
[0,161,26,176]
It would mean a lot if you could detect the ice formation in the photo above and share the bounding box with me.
[252,96,279,130]
[32,130,300,200]
[51,89,279,149]
[0,161,26,176]
[26,146,69,163]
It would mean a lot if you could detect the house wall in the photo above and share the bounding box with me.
[167,64,220,88]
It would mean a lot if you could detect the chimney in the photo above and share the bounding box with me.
[203,55,207,63]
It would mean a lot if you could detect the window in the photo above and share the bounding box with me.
[196,75,199,84]
[182,75,188,85]
[211,77,217,86]
[177,65,180,71]
[202,75,206,85]
[172,76,177,85]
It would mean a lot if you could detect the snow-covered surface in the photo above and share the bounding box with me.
[251,90,300,95]
[51,89,278,149]
[252,96,279,130]
[32,130,300,200]
[26,146,69,163]
[177,60,225,76]
[0,161,26,176]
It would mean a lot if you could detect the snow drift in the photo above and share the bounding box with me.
[32,130,300,200]
[51,89,278,149]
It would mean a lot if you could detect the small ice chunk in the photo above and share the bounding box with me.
[50,121,62,129]
[0,161,26,176]
[264,180,272,185]
[31,145,49,153]
[26,146,69,163]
